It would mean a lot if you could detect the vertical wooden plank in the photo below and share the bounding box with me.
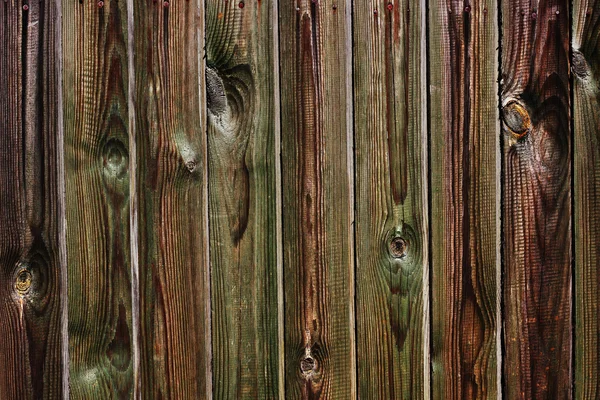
[572,0,599,398]
[0,0,64,397]
[204,0,279,398]
[279,0,355,398]
[501,0,572,398]
[132,0,211,397]
[62,0,135,396]
[352,0,427,398]
[429,0,500,398]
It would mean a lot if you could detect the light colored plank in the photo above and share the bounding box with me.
[279,0,355,397]
[62,0,135,396]
[204,0,280,397]
[429,0,500,398]
[352,0,427,398]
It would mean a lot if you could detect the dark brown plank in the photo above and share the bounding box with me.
[279,0,356,397]
[133,0,211,397]
[573,0,600,397]
[501,0,572,398]
[205,0,280,398]
[429,0,500,398]
[62,0,135,396]
[0,0,64,398]
[353,0,428,398]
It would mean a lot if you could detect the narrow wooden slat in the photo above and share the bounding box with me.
[132,0,210,397]
[429,0,500,398]
[62,0,135,396]
[352,0,427,398]
[572,0,600,398]
[500,0,572,398]
[279,0,355,397]
[204,0,279,398]
[0,0,64,397]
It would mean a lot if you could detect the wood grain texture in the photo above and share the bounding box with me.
[62,0,135,397]
[132,0,211,397]
[279,0,355,398]
[572,0,600,398]
[501,0,572,398]
[205,0,279,398]
[0,0,64,397]
[429,0,499,398]
[353,0,427,398]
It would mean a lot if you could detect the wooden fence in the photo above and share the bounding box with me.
[0,0,598,398]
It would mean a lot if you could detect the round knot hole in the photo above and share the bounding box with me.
[15,268,32,295]
[185,160,197,172]
[300,356,315,374]
[502,101,531,139]
[389,237,408,258]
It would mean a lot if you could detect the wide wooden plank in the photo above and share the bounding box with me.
[429,0,500,398]
[205,0,280,398]
[0,0,65,397]
[62,0,135,396]
[353,0,428,398]
[573,0,600,398]
[279,0,355,398]
[132,0,211,398]
[500,0,572,398]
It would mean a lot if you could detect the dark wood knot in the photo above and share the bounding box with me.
[389,237,408,258]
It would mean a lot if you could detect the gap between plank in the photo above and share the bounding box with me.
[496,0,503,397]
[125,0,141,397]
[273,0,284,397]
[421,0,431,396]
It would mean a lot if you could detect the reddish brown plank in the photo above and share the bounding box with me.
[501,0,572,398]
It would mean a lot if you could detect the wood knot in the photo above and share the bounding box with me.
[185,160,197,172]
[572,51,591,79]
[502,100,531,139]
[15,267,32,296]
[300,355,316,375]
[102,139,129,179]
[206,67,227,116]
[389,237,408,258]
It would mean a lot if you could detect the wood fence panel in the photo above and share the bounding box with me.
[133,0,211,398]
[429,0,500,398]
[501,0,572,398]
[0,0,64,398]
[573,0,600,398]
[279,0,355,398]
[205,0,280,398]
[353,0,428,398]
[62,0,135,397]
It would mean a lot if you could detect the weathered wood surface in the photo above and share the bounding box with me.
[353,0,428,398]
[430,0,500,398]
[0,0,64,398]
[573,0,600,398]
[501,0,572,398]
[133,0,211,397]
[205,0,280,398]
[62,0,135,396]
[279,0,355,398]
